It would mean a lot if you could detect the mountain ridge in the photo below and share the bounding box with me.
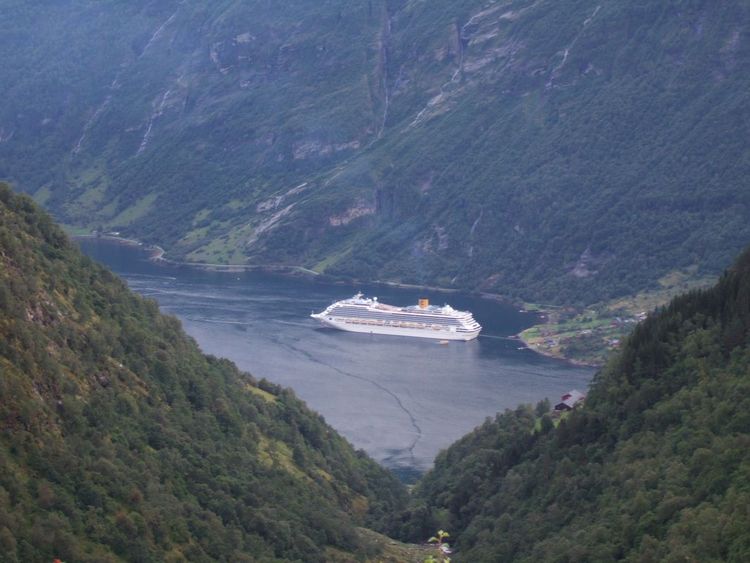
[1,0,749,305]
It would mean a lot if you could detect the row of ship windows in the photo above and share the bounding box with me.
[330,309,466,326]
[336,317,454,330]
[332,306,472,320]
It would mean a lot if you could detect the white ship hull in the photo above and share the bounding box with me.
[314,316,480,341]
[311,293,482,341]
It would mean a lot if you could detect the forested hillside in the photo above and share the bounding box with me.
[398,245,750,561]
[0,182,407,562]
[1,0,748,303]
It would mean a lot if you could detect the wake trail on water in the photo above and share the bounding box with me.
[278,338,424,468]
[124,278,253,303]
[180,312,424,465]
[479,334,519,341]
[184,317,250,326]
[123,273,177,281]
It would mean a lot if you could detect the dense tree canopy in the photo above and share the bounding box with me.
[0,183,407,562]
[398,244,750,561]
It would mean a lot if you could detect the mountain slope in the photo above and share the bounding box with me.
[0,182,406,562]
[398,245,750,561]
[1,0,749,303]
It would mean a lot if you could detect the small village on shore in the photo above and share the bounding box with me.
[519,269,716,366]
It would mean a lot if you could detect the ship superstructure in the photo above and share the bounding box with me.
[310,293,481,341]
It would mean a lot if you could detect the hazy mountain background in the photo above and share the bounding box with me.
[1,0,749,304]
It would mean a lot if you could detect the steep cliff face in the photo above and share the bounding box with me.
[0,1,387,254]
[2,0,749,303]
[0,183,406,562]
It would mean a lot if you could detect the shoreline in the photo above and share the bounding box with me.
[73,234,321,276]
[73,233,593,366]
[73,233,523,305]
[516,327,601,368]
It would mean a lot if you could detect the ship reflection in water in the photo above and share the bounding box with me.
[77,238,593,476]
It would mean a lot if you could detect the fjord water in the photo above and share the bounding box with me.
[79,240,593,475]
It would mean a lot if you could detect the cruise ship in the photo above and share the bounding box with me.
[310,293,481,341]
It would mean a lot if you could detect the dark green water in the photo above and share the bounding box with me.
[78,239,593,474]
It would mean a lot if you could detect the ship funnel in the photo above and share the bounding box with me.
[419,298,429,308]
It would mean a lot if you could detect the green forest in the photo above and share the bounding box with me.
[396,244,750,561]
[0,183,407,562]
